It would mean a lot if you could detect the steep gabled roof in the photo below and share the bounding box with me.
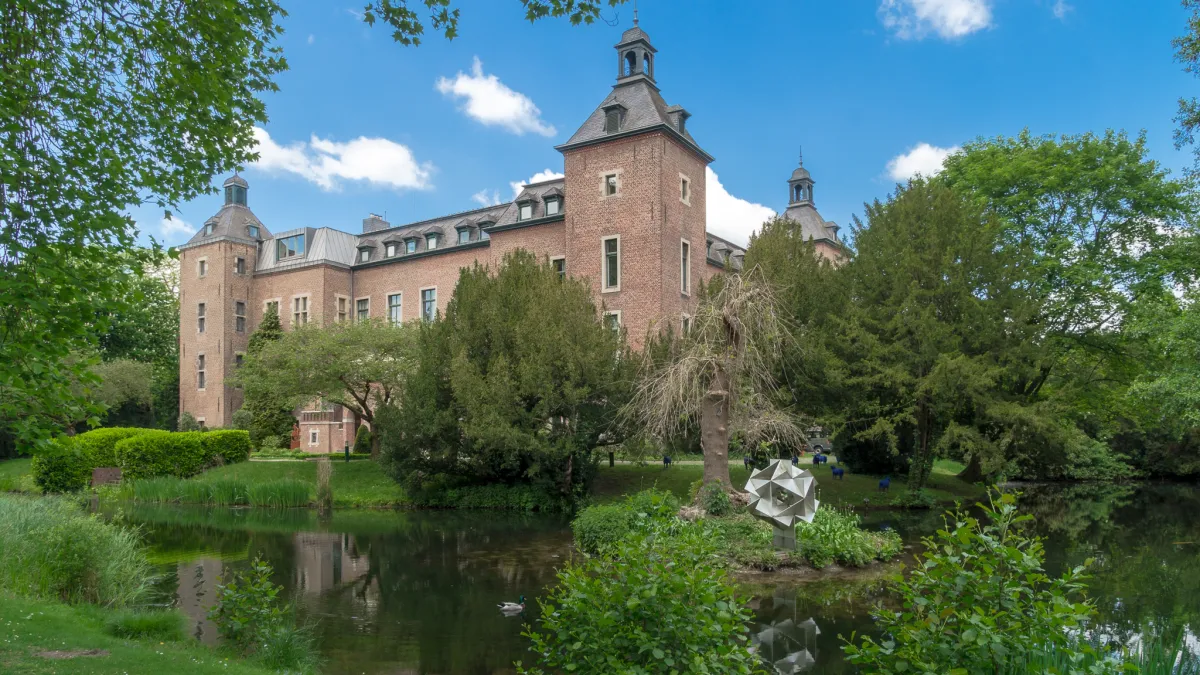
[556,79,712,162]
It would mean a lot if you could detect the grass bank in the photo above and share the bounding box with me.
[590,459,983,507]
[0,458,36,494]
[0,593,279,675]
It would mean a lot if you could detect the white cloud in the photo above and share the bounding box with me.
[472,189,502,207]
[878,0,992,40]
[1052,0,1072,20]
[886,142,962,180]
[705,167,776,247]
[510,169,564,198]
[251,126,433,191]
[436,57,556,137]
[159,214,193,238]
[307,34,315,45]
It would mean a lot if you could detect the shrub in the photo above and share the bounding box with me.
[178,412,202,432]
[797,507,901,568]
[353,425,372,455]
[31,438,92,493]
[409,481,571,512]
[75,427,152,467]
[115,430,214,479]
[0,495,151,607]
[103,609,186,641]
[699,482,732,516]
[210,557,318,673]
[517,527,760,675]
[892,487,937,510]
[259,434,285,451]
[844,491,1102,674]
[572,488,681,554]
[231,408,253,431]
[202,429,252,465]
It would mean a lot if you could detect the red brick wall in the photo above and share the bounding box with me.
[353,246,485,323]
[487,221,566,268]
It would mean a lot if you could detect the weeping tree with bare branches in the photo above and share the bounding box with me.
[623,271,807,488]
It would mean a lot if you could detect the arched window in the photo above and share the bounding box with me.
[644,52,652,76]
[624,51,636,76]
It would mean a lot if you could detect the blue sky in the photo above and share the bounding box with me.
[141,0,1196,248]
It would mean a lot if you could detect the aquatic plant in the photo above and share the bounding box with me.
[247,478,312,508]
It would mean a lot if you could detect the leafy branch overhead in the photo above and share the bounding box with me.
[361,0,630,45]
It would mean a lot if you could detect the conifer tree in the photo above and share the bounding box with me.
[240,308,295,447]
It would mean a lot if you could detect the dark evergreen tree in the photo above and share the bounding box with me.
[240,308,296,446]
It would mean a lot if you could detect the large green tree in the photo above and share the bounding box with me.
[239,316,419,456]
[1,0,285,450]
[239,308,298,447]
[378,250,630,500]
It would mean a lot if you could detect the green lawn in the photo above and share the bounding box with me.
[0,593,276,675]
[196,459,408,508]
[590,460,983,507]
[0,458,36,494]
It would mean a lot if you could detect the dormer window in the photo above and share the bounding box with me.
[359,248,370,263]
[458,228,470,244]
[247,225,259,239]
[545,197,561,216]
[276,233,305,260]
[204,223,214,236]
[405,239,417,254]
[426,233,439,250]
[386,243,397,257]
[518,202,533,221]
[603,103,626,134]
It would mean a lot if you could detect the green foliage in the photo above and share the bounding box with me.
[178,412,202,432]
[796,507,903,568]
[573,489,681,553]
[843,492,1102,674]
[247,478,312,508]
[361,0,632,46]
[210,556,318,673]
[202,430,253,465]
[699,482,732,516]
[380,250,630,503]
[115,430,213,479]
[892,488,938,510]
[409,481,571,511]
[0,0,285,452]
[1175,0,1200,166]
[103,609,187,642]
[231,408,253,432]
[75,427,152,467]
[353,424,373,455]
[119,475,309,507]
[242,308,299,446]
[31,437,93,493]
[0,495,151,607]
[517,527,762,675]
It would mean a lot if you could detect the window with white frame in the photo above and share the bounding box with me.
[603,311,622,332]
[360,248,371,262]
[265,299,280,317]
[235,257,246,275]
[421,288,436,322]
[458,229,470,244]
[198,258,207,277]
[386,243,396,257]
[518,202,533,221]
[551,257,566,280]
[197,354,206,390]
[292,296,308,326]
[602,236,620,291]
[604,174,618,196]
[680,176,690,203]
[197,303,206,333]
[680,239,691,295]
[235,301,246,332]
[426,233,439,250]
[337,297,348,323]
[545,197,561,216]
[309,429,319,446]
[356,298,369,321]
[388,293,402,325]
[204,223,214,236]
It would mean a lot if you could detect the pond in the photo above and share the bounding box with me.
[110,482,1200,674]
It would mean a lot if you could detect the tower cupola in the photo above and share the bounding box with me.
[223,174,248,207]
[787,151,815,206]
[615,16,656,83]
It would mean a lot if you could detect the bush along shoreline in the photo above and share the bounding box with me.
[572,488,903,572]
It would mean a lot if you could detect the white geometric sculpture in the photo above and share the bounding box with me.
[744,459,820,550]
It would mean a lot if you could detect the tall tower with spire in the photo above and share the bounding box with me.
[781,152,843,261]
[556,18,713,345]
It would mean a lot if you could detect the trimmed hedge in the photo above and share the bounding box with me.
[115,431,209,480]
[202,430,252,465]
[75,428,152,467]
[30,438,92,493]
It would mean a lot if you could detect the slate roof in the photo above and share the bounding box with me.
[183,203,270,248]
[617,26,654,47]
[782,202,841,246]
[557,79,712,162]
[255,227,359,273]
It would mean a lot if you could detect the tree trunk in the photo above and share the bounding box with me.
[700,369,732,487]
[958,452,985,483]
[910,400,933,491]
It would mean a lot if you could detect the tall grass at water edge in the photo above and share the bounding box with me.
[998,636,1200,674]
[118,476,312,507]
[0,494,151,607]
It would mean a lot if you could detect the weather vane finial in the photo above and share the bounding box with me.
[633,0,639,26]
[799,146,804,166]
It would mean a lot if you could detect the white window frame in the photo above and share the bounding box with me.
[681,313,692,335]
[335,294,350,323]
[197,257,208,278]
[601,171,621,198]
[197,302,207,334]
[291,294,310,328]
[545,198,561,216]
[550,255,566,280]
[309,428,319,447]
[386,291,403,325]
[419,286,438,322]
[264,298,282,318]
[386,243,396,257]
[601,235,621,293]
[196,353,206,391]
[679,173,691,205]
[361,248,371,262]
[426,233,439,250]
[355,296,371,322]
[457,228,471,244]
[680,238,691,296]
[603,310,622,332]
[235,300,247,333]
[518,202,533,221]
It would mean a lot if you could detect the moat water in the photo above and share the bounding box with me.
[110,482,1200,674]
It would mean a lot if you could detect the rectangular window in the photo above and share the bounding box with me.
[235,301,246,332]
[337,297,348,323]
[421,288,437,322]
[681,177,690,203]
[248,225,259,239]
[356,298,369,321]
[680,240,691,295]
[235,353,244,368]
[480,229,490,241]
[604,311,621,332]
[519,203,533,221]
[386,243,396,257]
[682,315,691,335]
[204,223,214,236]
[276,234,306,260]
[605,174,618,196]
[235,257,245,275]
[605,111,620,133]
[197,303,206,333]
[293,296,308,326]
[546,198,560,216]
[361,249,371,262]
[198,259,207,277]
[552,257,566,280]
[426,234,439,250]
[602,236,620,291]
[388,293,402,325]
[405,239,417,254]
[197,354,206,390]
[309,429,319,446]
[266,300,279,317]
[458,229,470,244]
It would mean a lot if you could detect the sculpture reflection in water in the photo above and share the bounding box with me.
[744,459,820,550]
[752,587,820,674]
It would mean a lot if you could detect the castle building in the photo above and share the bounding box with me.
[177,24,843,447]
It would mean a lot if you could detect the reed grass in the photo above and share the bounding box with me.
[247,479,312,508]
[119,476,309,507]
[998,636,1200,674]
[0,495,152,607]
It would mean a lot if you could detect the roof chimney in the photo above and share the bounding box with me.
[363,213,390,233]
